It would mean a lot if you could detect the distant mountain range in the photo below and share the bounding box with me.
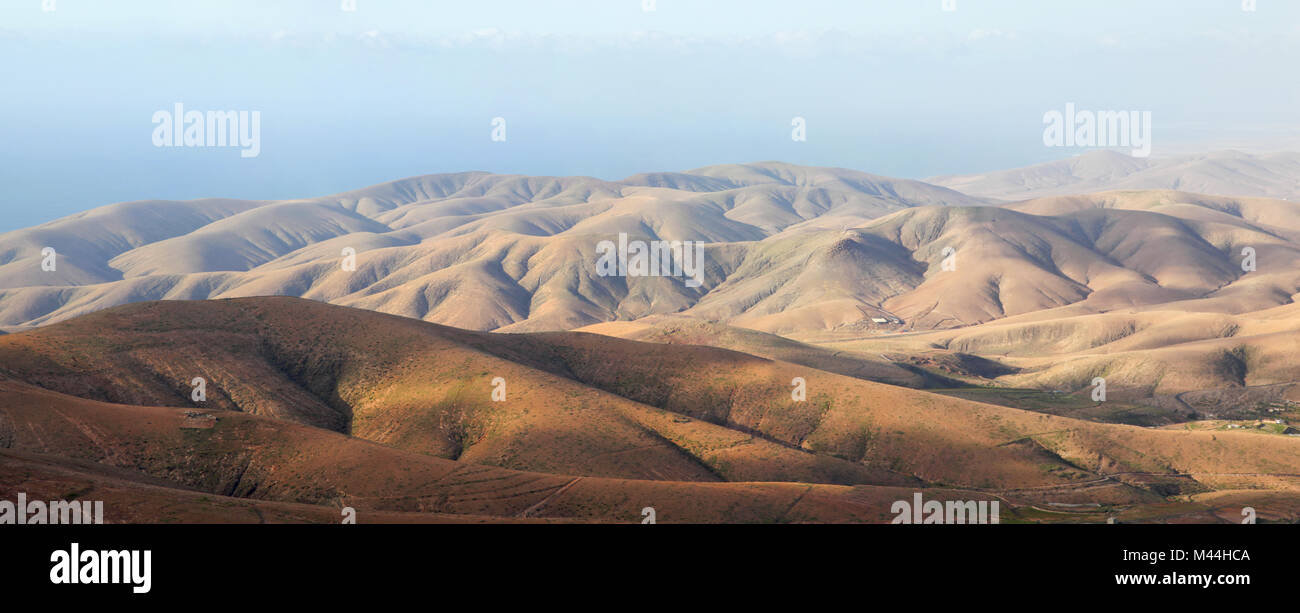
[3,154,1298,341]
[928,149,1300,201]
[4,151,1300,523]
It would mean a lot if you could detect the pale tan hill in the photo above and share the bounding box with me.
[928,149,1300,201]
[0,198,268,289]
[677,197,1298,336]
[107,200,394,276]
[7,164,1290,346]
[0,163,987,331]
[671,162,989,231]
[813,301,1300,420]
[787,191,1300,410]
[1009,189,1300,243]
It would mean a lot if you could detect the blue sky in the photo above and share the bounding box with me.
[1,0,1297,231]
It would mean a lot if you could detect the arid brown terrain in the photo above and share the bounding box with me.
[0,297,1298,523]
[2,154,1299,522]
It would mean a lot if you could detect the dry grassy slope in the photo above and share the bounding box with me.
[0,298,916,487]
[0,449,575,524]
[3,391,1296,523]
[6,298,1300,495]
[0,381,1007,524]
[476,325,1300,493]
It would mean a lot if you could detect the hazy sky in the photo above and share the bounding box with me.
[2,0,1297,231]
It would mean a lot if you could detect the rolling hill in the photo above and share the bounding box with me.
[0,163,988,332]
[3,297,1300,523]
[4,156,1300,523]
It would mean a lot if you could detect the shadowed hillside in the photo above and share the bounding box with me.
[3,298,1300,523]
